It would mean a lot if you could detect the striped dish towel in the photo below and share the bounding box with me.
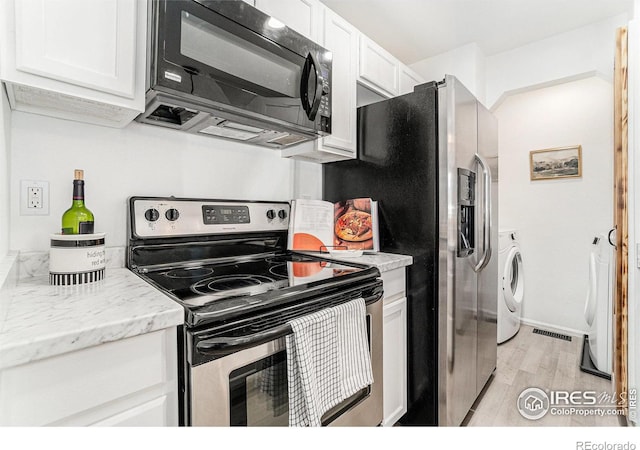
[285,298,373,427]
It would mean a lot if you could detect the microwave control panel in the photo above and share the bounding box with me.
[319,64,331,133]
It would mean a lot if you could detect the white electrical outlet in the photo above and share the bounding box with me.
[20,180,49,216]
[28,187,43,208]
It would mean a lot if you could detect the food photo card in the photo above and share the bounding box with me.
[288,198,379,252]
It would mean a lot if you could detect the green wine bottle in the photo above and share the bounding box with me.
[61,169,95,235]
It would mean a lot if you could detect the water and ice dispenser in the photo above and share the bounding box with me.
[457,168,476,257]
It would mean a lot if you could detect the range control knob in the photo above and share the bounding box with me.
[278,209,288,220]
[165,208,180,221]
[144,208,160,222]
[266,209,276,220]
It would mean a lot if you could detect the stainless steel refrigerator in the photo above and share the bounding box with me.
[323,75,498,426]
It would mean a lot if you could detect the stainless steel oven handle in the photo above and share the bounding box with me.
[196,292,382,356]
[196,323,291,356]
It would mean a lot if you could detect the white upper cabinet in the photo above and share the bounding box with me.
[399,65,426,95]
[14,0,136,98]
[316,8,357,158]
[0,0,147,127]
[358,34,426,99]
[254,0,320,40]
[282,5,358,162]
[358,34,399,98]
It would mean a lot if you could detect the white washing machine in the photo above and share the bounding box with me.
[583,232,615,375]
[497,229,524,344]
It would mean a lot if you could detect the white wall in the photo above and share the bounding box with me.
[496,76,614,334]
[486,14,627,109]
[0,87,10,257]
[9,112,297,251]
[292,159,322,200]
[409,14,628,111]
[409,43,486,105]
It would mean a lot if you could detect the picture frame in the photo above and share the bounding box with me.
[529,145,582,181]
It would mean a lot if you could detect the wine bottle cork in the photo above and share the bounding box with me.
[74,169,84,180]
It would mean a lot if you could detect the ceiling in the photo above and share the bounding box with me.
[319,0,633,64]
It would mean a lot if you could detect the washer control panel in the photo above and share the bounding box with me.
[130,197,290,238]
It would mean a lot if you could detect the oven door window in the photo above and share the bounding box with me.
[228,349,370,427]
[158,1,319,127]
[229,352,289,426]
[227,312,373,426]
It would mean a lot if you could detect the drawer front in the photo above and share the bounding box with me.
[0,330,173,426]
[381,268,406,302]
[91,396,169,427]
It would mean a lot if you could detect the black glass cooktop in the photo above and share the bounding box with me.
[140,253,367,308]
[127,198,382,329]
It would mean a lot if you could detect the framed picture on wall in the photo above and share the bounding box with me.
[529,145,582,181]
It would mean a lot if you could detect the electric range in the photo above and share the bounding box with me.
[126,197,384,426]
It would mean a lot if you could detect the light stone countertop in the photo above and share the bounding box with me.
[0,249,411,371]
[0,250,183,370]
[305,251,413,273]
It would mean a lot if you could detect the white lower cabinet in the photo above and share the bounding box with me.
[92,396,170,427]
[0,328,179,426]
[381,268,408,426]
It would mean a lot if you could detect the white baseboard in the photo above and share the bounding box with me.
[520,317,587,338]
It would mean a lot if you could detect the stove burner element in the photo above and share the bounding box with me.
[191,274,276,296]
[166,267,214,279]
[268,263,288,279]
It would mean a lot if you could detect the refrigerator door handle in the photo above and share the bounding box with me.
[447,283,455,371]
[473,153,492,273]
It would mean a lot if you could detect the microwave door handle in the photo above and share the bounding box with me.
[300,52,323,121]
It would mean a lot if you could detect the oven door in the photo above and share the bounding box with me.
[189,298,382,426]
[152,0,331,131]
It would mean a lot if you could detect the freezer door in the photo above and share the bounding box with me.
[323,84,442,425]
[437,75,479,426]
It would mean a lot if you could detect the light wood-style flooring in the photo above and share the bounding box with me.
[465,325,623,426]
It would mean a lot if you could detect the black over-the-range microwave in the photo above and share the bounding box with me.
[136,0,332,148]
